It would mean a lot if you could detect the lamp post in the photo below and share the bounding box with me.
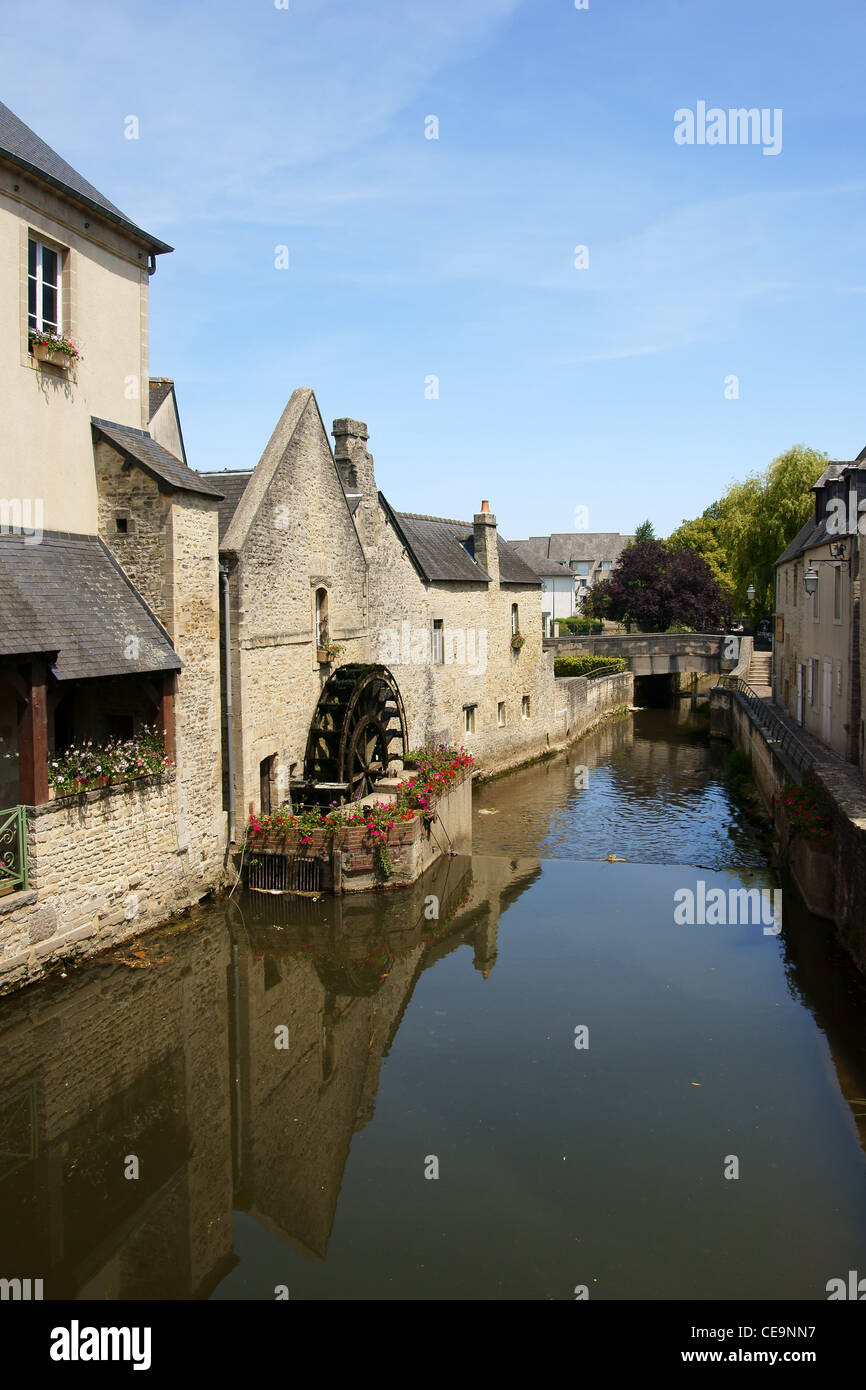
[746,583,756,634]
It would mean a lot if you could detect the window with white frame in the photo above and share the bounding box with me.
[432,619,444,664]
[497,701,505,727]
[521,695,530,719]
[28,236,63,334]
[511,603,519,636]
[464,705,476,735]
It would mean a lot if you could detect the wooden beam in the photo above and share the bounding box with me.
[160,672,176,763]
[18,661,49,805]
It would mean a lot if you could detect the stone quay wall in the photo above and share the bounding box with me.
[550,670,634,751]
[0,773,213,991]
[713,684,866,974]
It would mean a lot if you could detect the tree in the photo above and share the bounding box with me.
[633,519,656,543]
[601,538,728,632]
[666,546,730,630]
[583,577,611,621]
[606,538,673,631]
[667,445,827,619]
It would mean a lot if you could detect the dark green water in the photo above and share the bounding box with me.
[1,705,865,1300]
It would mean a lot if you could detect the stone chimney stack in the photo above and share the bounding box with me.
[332,419,377,498]
[473,500,499,584]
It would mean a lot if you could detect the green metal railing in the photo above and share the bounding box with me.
[0,806,28,894]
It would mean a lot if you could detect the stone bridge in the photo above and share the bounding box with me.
[543,631,739,677]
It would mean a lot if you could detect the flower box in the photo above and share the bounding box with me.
[511,633,525,651]
[316,649,330,664]
[32,342,73,369]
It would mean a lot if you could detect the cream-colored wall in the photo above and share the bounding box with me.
[0,172,151,536]
[149,390,185,461]
[774,543,853,758]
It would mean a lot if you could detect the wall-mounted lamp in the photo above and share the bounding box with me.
[803,567,819,597]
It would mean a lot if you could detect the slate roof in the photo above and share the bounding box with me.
[0,101,172,254]
[197,471,253,541]
[507,542,575,578]
[514,532,634,564]
[148,378,175,420]
[0,532,181,681]
[387,507,541,585]
[92,419,223,500]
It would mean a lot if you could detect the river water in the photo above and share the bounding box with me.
[2,704,865,1300]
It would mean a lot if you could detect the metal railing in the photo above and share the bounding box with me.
[0,805,28,895]
[717,676,814,773]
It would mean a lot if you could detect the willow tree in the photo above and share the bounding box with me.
[668,444,827,618]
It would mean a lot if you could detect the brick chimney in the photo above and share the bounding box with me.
[332,419,377,497]
[473,500,499,584]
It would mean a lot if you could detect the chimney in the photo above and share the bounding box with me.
[332,419,377,498]
[473,500,499,584]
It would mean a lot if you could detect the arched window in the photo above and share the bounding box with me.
[511,603,519,636]
[315,587,329,647]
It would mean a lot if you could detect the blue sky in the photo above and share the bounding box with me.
[3,0,866,537]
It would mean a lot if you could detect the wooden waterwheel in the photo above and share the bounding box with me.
[304,664,408,802]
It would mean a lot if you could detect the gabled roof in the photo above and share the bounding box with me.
[0,531,181,681]
[384,507,541,585]
[0,101,172,255]
[92,419,223,500]
[197,471,254,541]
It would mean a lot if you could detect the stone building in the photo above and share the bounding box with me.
[0,102,225,985]
[201,388,563,827]
[773,454,865,764]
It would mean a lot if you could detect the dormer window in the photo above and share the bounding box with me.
[28,236,63,333]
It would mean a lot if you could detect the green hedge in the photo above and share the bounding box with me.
[554,655,627,679]
[556,616,604,634]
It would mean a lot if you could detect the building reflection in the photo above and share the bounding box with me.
[0,852,541,1292]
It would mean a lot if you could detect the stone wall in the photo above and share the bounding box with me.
[224,390,370,822]
[98,443,226,887]
[550,670,634,750]
[0,774,213,990]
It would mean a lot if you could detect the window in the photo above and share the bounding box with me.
[813,573,820,622]
[28,236,62,333]
[600,560,613,572]
[511,603,519,636]
[432,619,444,664]
[521,695,530,719]
[497,702,505,727]
[808,660,815,705]
[575,561,591,576]
[834,565,842,622]
[315,587,329,646]
[464,705,476,735]
[793,563,798,607]
[115,516,129,534]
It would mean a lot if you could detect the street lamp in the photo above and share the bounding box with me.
[746,583,755,604]
[803,567,819,597]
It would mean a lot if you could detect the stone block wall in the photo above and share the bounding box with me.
[0,774,212,989]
